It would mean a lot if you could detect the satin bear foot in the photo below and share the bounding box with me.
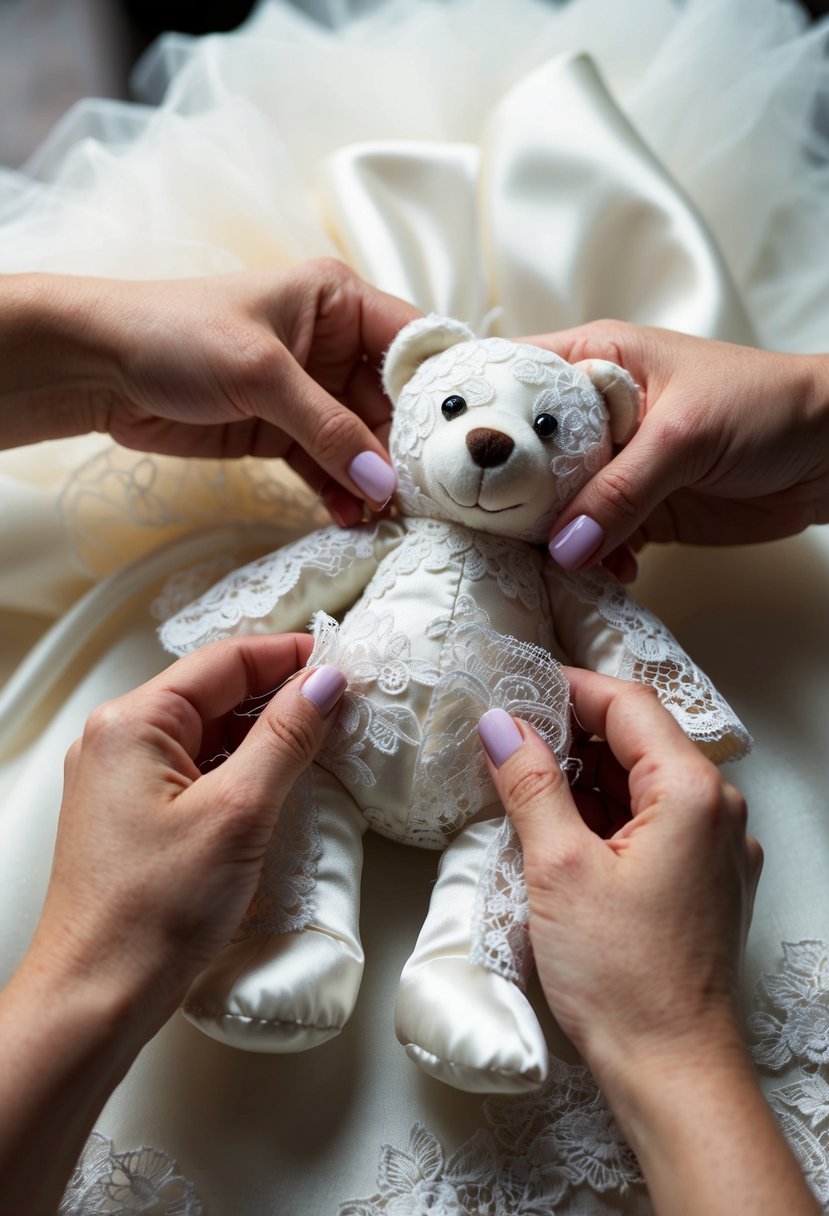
[183,927,365,1052]
[395,955,548,1094]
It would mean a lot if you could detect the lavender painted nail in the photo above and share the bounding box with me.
[348,450,397,505]
[301,665,347,716]
[548,514,605,569]
[478,708,524,768]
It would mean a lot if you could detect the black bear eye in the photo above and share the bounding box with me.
[441,394,467,420]
[533,412,558,439]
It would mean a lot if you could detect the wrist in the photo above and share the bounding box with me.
[587,1029,818,1216]
[0,272,119,447]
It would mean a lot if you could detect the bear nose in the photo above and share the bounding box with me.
[465,427,515,469]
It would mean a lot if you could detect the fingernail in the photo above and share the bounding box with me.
[478,708,523,768]
[548,515,604,569]
[301,665,347,716]
[348,450,397,504]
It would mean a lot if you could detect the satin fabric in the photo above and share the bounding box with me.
[0,0,828,1211]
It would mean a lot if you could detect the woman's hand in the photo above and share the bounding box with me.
[0,635,346,1213]
[479,671,760,1081]
[533,322,829,572]
[1,261,420,524]
[34,634,346,1026]
[478,672,818,1216]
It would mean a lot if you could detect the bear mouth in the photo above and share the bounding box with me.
[437,480,525,514]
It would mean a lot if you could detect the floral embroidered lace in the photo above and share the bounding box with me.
[61,940,829,1215]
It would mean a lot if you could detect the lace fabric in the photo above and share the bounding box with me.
[59,1132,203,1216]
[234,770,322,938]
[159,522,391,655]
[555,567,752,763]
[58,445,327,580]
[341,939,829,1216]
[389,339,610,545]
[60,939,829,1214]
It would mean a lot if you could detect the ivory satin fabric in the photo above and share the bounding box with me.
[1,1,829,1211]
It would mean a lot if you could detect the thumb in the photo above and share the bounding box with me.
[478,710,590,861]
[204,664,347,827]
[546,415,687,569]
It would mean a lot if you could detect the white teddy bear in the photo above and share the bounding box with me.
[160,315,749,1094]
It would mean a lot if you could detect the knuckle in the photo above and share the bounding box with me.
[597,464,641,521]
[313,405,362,467]
[235,336,283,399]
[503,760,566,817]
[524,838,584,890]
[83,698,133,748]
[747,834,764,875]
[260,707,319,769]
[568,319,630,366]
[306,256,353,288]
[63,737,82,776]
[721,781,749,828]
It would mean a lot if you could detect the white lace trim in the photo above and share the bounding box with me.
[159,522,386,655]
[409,598,571,850]
[344,939,829,1215]
[749,940,829,1210]
[59,1132,203,1215]
[234,769,322,939]
[339,1056,644,1216]
[558,567,752,762]
[470,818,532,989]
[61,940,829,1215]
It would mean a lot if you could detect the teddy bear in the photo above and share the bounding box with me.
[159,315,750,1094]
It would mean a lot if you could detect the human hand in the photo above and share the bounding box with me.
[478,670,762,1092]
[4,262,420,525]
[531,322,829,572]
[28,635,346,1035]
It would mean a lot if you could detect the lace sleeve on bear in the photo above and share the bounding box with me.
[158,522,398,656]
[556,568,751,763]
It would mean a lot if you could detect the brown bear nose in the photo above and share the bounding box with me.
[465,427,515,469]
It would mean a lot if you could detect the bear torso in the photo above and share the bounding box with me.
[311,518,571,848]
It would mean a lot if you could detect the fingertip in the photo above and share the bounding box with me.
[478,708,524,768]
[548,514,605,570]
[347,449,397,506]
[299,664,348,717]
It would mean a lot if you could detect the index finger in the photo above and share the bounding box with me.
[564,666,712,797]
[135,634,315,754]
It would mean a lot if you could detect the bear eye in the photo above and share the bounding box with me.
[441,394,467,420]
[533,412,558,439]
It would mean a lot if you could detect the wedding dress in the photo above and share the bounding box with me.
[1,1,829,1211]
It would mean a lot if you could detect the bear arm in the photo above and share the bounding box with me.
[543,564,751,762]
[158,520,405,656]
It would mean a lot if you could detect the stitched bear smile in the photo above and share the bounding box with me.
[437,479,526,514]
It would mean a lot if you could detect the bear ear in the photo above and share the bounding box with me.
[572,359,641,446]
[383,314,476,403]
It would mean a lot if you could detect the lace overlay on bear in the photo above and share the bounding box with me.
[364,519,546,612]
[470,818,533,988]
[408,599,571,849]
[558,568,751,762]
[389,337,609,542]
[234,770,322,939]
[309,607,440,792]
[159,523,387,655]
